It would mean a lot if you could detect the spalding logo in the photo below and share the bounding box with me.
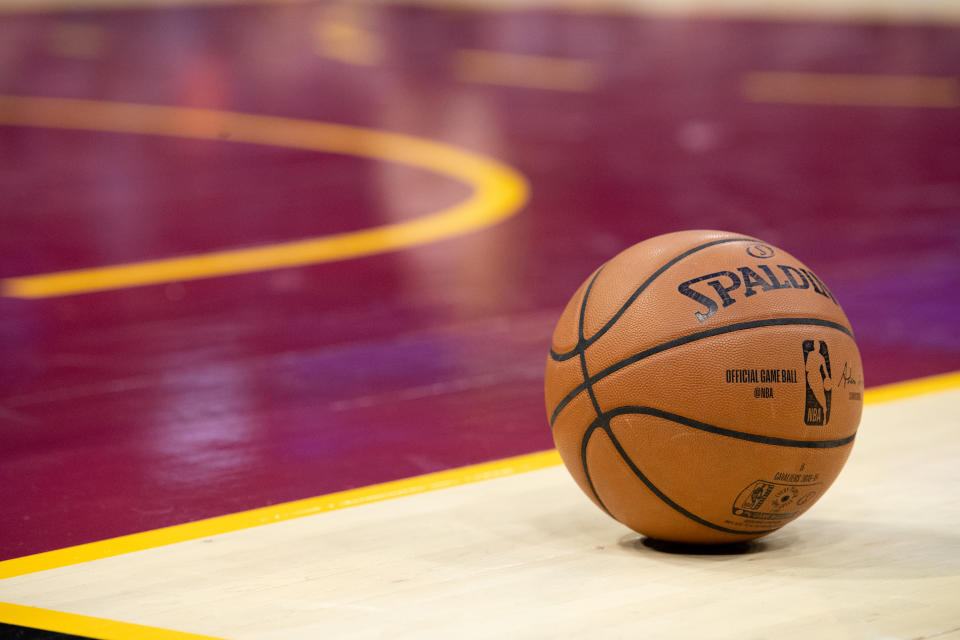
[678,264,837,322]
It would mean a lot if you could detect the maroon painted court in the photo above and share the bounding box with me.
[1,3,959,562]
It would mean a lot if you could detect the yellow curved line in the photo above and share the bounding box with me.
[0,96,529,298]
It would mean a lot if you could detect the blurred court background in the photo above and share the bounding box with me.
[0,0,959,636]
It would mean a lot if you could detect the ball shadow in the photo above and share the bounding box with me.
[614,519,960,579]
[637,536,768,556]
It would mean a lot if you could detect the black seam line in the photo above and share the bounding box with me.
[579,268,604,417]
[602,406,857,448]
[549,317,854,427]
[580,349,602,417]
[599,423,776,536]
[580,423,614,517]
[549,236,759,362]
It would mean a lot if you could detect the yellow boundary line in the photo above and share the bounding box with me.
[862,369,960,405]
[0,450,561,638]
[0,602,222,640]
[0,369,955,579]
[0,371,958,637]
[0,96,529,298]
[0,449,562,580]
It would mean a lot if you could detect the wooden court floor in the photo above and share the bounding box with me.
[2,379,959,638]
[1,0,959,637]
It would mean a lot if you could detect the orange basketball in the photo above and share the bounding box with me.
[545,230,864,544]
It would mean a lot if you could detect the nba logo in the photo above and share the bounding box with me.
[802,339,832,425]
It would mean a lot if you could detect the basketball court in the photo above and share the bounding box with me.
[1,0,958,637]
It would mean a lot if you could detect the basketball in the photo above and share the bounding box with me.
[545,230,864,544]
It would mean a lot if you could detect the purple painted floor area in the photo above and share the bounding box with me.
[1,5,959,560]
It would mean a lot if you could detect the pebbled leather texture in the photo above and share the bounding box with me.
[545,230,863,544]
